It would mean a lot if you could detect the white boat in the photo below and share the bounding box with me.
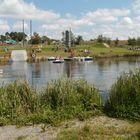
[48,57,56,61]
[0,69,3,74]
[81,56,93,62]
[53,58,64,63]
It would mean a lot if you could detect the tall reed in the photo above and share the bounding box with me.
[105,69,140,121]
[0,80,39,124]
[0,77,102,125]
[41,77,102,120]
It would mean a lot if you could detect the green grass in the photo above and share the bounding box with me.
[54,123,140,140]
[1,43,140,60]
[16,135,27,140]
[105,69,140,121]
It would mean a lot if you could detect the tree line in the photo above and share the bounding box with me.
[96,35,140,47]
[127,37,140,46]
[0,32,52,45]
[1,31,140,47]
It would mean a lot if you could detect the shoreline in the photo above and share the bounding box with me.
[0,115,139,140]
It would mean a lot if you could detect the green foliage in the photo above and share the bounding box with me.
[41,77,102,121]
[30,32,42,44]
[0,80,40,124]
[128,37,136,46]
[75,35,83,45]
[105,69,140,121]
[97,35,111,45]
[54,124,140,140]
[0,78,102,125]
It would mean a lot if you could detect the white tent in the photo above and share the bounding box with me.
[11,50,28,61]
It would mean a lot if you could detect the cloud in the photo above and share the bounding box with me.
[13,21,29,31]
[41,8,131,40]
[132,0,140,14]
[0,19,9,34]
[0,0,60,20]
[85,9,130,23]
[0,0,139,40]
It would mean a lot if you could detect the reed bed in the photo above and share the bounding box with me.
[0,77,102,125]
[105,69,140,121]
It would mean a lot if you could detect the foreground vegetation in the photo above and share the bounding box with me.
[105,69,140,121]
[0,68,140,126]
[54,119,140,140]
[0,69,140,139]
[0,77,102,126]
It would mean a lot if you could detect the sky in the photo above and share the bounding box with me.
[0,0,140,40]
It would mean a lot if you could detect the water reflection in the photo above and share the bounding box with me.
[0,57,140,93]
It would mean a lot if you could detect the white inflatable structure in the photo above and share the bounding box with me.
[11,50,28,61]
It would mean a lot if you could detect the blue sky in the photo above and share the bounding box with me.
[0,0,139,40]
[25,0,132,14]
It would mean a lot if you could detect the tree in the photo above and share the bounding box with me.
[136,37,140,46]
[128,37,136,46]
[30,32,41,44]
[106,38,111,45]
[115,38,119,47]
[0,35,6,41]
[97,35,104,43]
[75,35,83,45]
[5,32,10,39]
[41,35,51,45]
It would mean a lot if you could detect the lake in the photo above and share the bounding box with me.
[0,57,140,98]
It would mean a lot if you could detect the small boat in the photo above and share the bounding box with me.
[48,57,56,61]
[64,57,74,61]
[53,57,64,63]
[84,56,93,61]
[80,56,93,62]
[0,69,3,74]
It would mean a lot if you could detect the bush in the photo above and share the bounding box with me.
[0,80,41,125]
[41,77,102,120]
[0,78,102,125]
[105,70,140,121]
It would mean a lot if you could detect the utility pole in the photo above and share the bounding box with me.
[30,20,32,45]
[23,19,25,47]
[30,20,32,39]
[69,28,71,48]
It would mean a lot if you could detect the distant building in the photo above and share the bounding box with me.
[62,29,75,48]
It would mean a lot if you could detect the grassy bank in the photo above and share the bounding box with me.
[0,71,140,139]
[0,77,102,126]
[1,43,140,62]
[54,117,140,140]
[0,69,140,126]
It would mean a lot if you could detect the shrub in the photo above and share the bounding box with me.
[41,77,102,120]
[105,69,140,121]
[0,80,40,124]
[0,77,102,125]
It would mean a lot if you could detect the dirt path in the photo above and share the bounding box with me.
[103,43,110,48]
[0,116,138,140]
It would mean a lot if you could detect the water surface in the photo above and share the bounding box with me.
[0,57,140,95]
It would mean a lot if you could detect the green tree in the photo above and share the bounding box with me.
[8,32,27,42]
[128,37,136,46]
[75,35,83,45]
[5,32,10,39]
[41,35,51,45]
[30,32,41,44]
[115,38,119,47]
[136,37,140,46]
[106,38,111,45]
[97,35,104,43]
[0,35,6,42]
